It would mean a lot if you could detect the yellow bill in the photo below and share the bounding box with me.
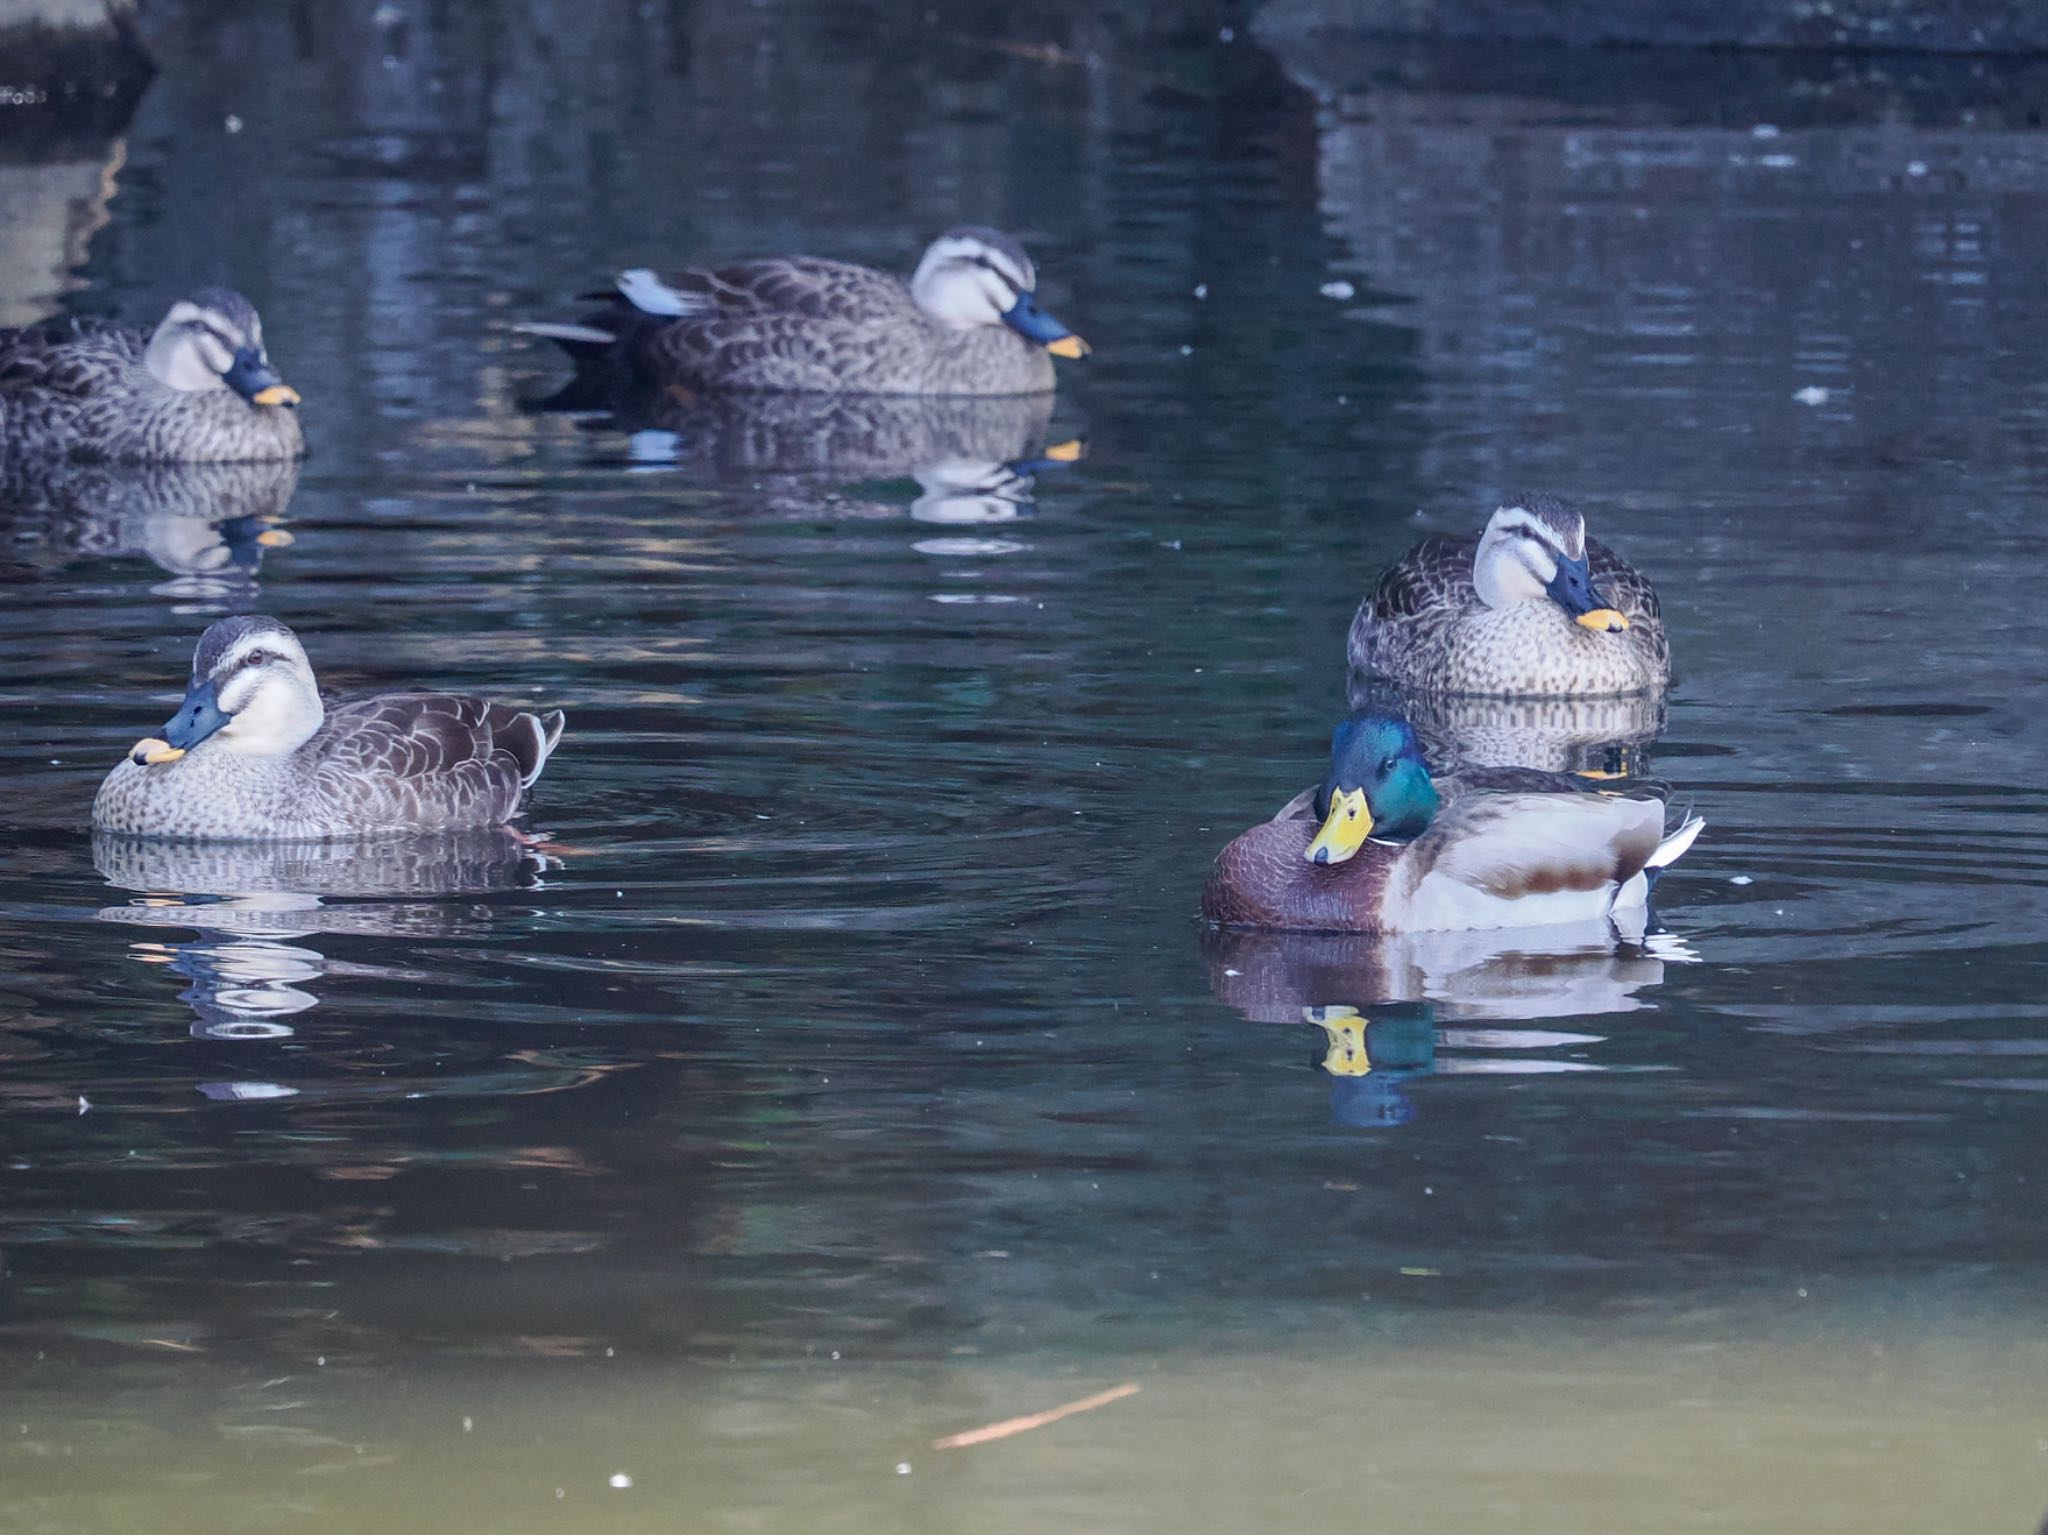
[1304,1007,1372,1077]
[251,384,301,408]
[1306,786,1373,865]
[255,528,294,548]
[1576,608,1629,633]
[1041,437,1085,463]
[130,736,186,766]
[1046,334,1091,360]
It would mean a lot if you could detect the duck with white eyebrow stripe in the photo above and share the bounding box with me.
[93,616,565,841]
[0,288,304,464]
[520,226,1088,398]
[1347,493,1670,697]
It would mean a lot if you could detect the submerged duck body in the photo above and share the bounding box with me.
[94,616,564,840]
[524,227,1088,398]
[1349,494,1667,696]
[0,289,303,464]
[1202,716,1701,934]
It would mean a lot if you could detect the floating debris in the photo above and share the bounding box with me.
[933,1382,1140,1450]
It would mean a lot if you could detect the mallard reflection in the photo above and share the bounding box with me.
[0,456,300,597]
[1346,674,1667,777]
[93,829,540,1038]
[1206,916,1694,1128]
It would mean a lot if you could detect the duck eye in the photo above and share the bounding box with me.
[1379,756,1397,775]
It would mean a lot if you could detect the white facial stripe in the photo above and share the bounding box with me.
[211,634,306,682]
[982,251,1032,292]
[977,267,1018,310]
[1493,513,1563,555]
[1497,505,1585,560]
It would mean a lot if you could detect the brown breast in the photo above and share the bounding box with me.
[1200,817,1396,933]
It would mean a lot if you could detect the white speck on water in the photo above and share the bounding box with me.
[462,1416,473,1432]
[896,1462,913,1476]
[224,113,243,134]
[316,1356,326,1367]
[555,1488,565,1500]
[1179,344,1194,356]
[755,814,771,820]
[1752,122,1781,138]
[831,1351,840,1361]
[1797,1286,1809,1298]
[1424,1186,1434,1195]
[1218,25,1235,41]
[1224,968,1241,977]
[1319,279,1356,300]
[606,1347,614,1357]
[76,1097,89,1115]
[1907,160,1928,177]
[1192,282,1209,299]
[1793,385,1830,406]
[1757,153,1797,169]
[1730,875,1754,885]
[609,1474,633,1490]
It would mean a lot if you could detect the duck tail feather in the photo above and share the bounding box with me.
[1648,812,1705,870]
[514,320,620,357]
[506,709,567,788]
[616,268,709,318]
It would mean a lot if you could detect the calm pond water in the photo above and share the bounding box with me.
[4,4,2048,1531]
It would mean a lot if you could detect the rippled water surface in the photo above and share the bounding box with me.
[3,5,2047,1531]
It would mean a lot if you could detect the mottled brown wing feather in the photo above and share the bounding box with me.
[1349,532,1481,675]
[0,320,143,401]
[313,694,538,828]
[636,258,921,392]
[1369,532,1481,621]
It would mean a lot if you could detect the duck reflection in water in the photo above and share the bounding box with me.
[1346,675,1667,779]
[1206,913,1694,1129]
[0,457,300,599]
[93,829,542,1045]
[529,378,1081,521]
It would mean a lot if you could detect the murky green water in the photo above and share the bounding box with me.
[3,4,2047,1530]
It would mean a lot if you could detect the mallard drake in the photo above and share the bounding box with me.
[1347,494,1668,696]
[0,289,304,463]
[521,226,1088,398]
[1202,714,1702,934]
[93,616,564,840]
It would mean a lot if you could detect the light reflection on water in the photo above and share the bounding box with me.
[2,2,2048,1531]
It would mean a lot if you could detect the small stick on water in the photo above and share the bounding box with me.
[931,1383,1140,1450]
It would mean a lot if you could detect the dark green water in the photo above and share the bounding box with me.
[2,4,2046,1530]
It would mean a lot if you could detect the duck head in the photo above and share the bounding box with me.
[1305,714,1442,866]
[1471,493,1628,634]
[909,227,1089,359]
[143,288,301,409]
[129,615,324,767]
